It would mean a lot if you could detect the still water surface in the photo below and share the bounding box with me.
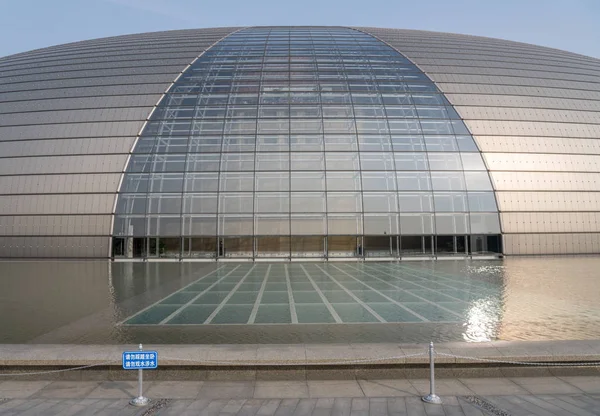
[0,257,598,344]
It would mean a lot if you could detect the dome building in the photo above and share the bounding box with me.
[0,26,599,259]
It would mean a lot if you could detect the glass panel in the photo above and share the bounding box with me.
[187,154,220,172]
[221,153,255,171]
[325,152,360,170]
[360,153,395,170]
[396,172,431,191]
[148,194,182,214]
[362,192,398,212]
[256,236,290,257]
[291,192,326,212]
[116,194,147,214]
[290,215,327,235]
[328,214,363,234]
[256,171,290,191]
[183,193,218,213]
[148,217,181,236]
[222,237,254,257]
[394,152,428,170]
[358,135,392,152]
[464,172,493,191]
[391,136,425,152]
[400,236,424,254]
[222,136,255,152]
[362,172,396,191]
[435,213,469,234]
[256,153,289,170]
[183,237,217,258]
[189,137,222,152]
[219,193,254,213]
[431,172,466,191]
[218,215,253,235]
[290,152,325,170]
[185,173,219,192]
[456,136,479,152]
[290,235,324,256]
[113,216,146,236]
[290,135,324,151]
[420,120,454,135]
[324,135,358,151]
[398,192,433,212]
[255,215,290,235]
[399,213,434,234]
[326,172,362,191]
[364,236,392,258]
[433,192,468,212]
[424,136,459,152]
[363,214,398,235]
[182,216,217,236]
[468,192,498,212]
[470,214,501,234]
[255,193,290,213]
[328,236,360,258]
[461,153,487,170]
[151,154,186,172]
[257,135,289,152]
[219,172,254,192]
[428,153,462,170]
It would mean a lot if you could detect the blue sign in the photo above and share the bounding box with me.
[122,351,158,369]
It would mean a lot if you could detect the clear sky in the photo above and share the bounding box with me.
[1,0,599,59]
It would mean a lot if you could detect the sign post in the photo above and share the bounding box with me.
[122,344,158,406]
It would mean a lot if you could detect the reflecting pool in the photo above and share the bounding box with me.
[1,257,599,344]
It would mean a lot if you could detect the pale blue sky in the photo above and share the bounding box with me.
[1,0,599,59]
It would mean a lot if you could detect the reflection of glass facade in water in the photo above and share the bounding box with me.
[113,27,501,259]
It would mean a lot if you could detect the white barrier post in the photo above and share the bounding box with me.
[130,344,150,407]
[422,342,442,404]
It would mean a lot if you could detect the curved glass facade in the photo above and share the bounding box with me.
[113,27,500,259]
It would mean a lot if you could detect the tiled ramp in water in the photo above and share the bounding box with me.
[121,263,501,325]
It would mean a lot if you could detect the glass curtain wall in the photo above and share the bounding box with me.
[113,27,501,259]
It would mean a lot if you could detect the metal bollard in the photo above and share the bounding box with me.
[422,342,442,405]
[130,344,150,407]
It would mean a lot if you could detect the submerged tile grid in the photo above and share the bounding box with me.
[123,263,501,325]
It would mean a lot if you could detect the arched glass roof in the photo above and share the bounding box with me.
[114,27,499,258]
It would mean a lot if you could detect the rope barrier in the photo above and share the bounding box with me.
[0,360,120,377]
[435,352,600,367]
[0,345,597,379]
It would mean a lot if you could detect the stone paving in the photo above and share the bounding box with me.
[2,376,600,415]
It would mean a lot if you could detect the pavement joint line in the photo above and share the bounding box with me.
[391,262,495,288]
[117,264,228,325]
[329,264,429,322]
[299,264,343,324]
[381,263,478,292]
[158,264,243,324]
[385,263,495,295]
[285,264,299,324]
[347,263,464,319]
[204,264,258,324]
[385,262,498,300]
[313,264,386,323]
[247,264,271,324]
[383,263,489,300]
[361,263,472,305]
[388,263,498,294]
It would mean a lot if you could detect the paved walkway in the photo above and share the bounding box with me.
[2,376,600,415]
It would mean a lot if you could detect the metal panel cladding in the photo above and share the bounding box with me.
[359,27,600,254]
[114,27,498,259]
[0,28,238,257]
